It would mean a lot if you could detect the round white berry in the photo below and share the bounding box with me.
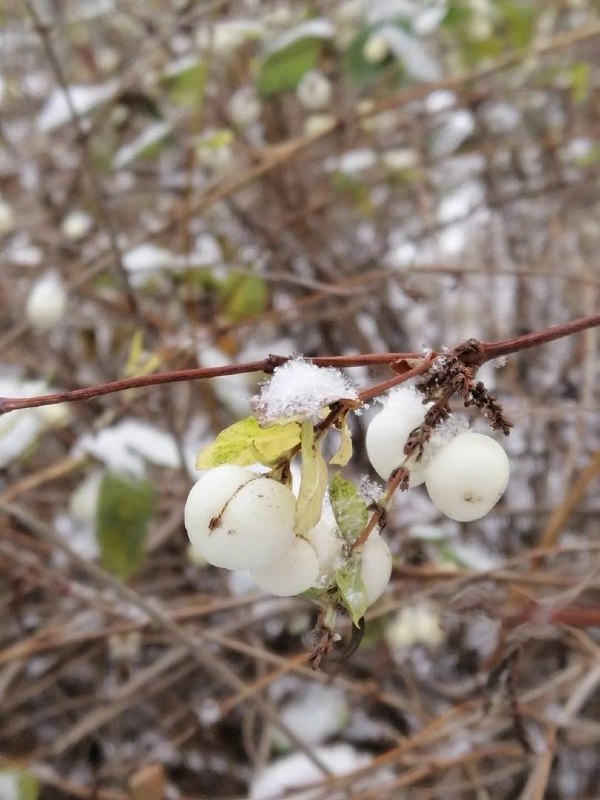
[365,389,431,486]
[360,533,392,606]
[296,70,332,111]
[185,465,296,571]
[26,271,67,331]
[303,519,344,586]
[62,210,93,241]
[362,33,389,64]
[425,432,510,522]
[251,536,319,596]
[228,85,261,128]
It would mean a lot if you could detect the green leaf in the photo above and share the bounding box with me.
[197,416,301,469]
[570,62,591,104]
[329,415,353,466]
[96,472,155,581]
[295,421,328,535]
[335,553,367,627]
[257,37,322,96]
[161,57,207,109]
[343,26,394,87]
[497,0,536,51]
[221,273,269,323]
[0,768,40,800]
[329,474,368,542]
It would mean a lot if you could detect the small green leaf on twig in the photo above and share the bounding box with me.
[335,553,368,627]
[329,473,368,542]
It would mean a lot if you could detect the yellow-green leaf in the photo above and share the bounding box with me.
[335,554,367,627]
[257,37,322,96]
[329,474,368,542]
[96,473,154,581]
[295,421,327,535]
[161,58,207,109]
[221,273,269,323]
[197,416,301,469]
[0,768,39,800]
[329,414,353,466]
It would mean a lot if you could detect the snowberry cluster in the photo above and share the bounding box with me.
[185,368,510,616]
[184,465,392,601]
[366,387,510,522]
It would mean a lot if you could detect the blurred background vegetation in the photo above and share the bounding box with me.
[0,1,599,798]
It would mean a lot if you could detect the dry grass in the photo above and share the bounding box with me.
[0,2,599,798]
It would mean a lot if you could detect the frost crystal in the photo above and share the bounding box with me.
[253,359,358,423]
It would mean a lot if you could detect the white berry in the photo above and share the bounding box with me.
[228,85,261,128]
[251,536,319,596]
[360,533,392,606]
[26,271,67,331]
[303,519,344,586]
[185,465,296,571]
[365,388,431,486]
[362,34,389,64]
[425,432,510,522]
[62,210,93,241]
[296,70,332,111]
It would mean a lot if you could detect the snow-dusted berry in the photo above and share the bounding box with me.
[296,70,332,111]
[185,465,296,570]
[425,432,510,522]
[360,533,392,606]
[26,270,67,331]
[365,387,431,486]
[251,536,319,596]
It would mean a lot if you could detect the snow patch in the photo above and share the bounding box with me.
[253,359,358,423]
[250,744,370,800]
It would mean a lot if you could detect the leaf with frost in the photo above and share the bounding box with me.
[329,474,368,542]
[197,416,301,469]
[263,18,334,56]
[258,19,333,96]
[335,553,368,627]
[112,121,172,169]
[378,25,441,82]
[329,415,353,466]
[295,422,328,535]
[161,56,207,109]
[37,80,119,132]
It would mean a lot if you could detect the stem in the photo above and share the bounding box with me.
[358,356,434,403]
[0,352,419,415]
[466,314,600,366]
[1,314,598,416]
[352,467,409,552]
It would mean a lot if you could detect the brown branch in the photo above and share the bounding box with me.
[1,314,598,416]
[459,314,600,367]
